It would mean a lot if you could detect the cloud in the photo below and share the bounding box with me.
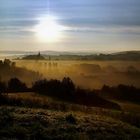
[61,25,140,35]
[0,0,140,51]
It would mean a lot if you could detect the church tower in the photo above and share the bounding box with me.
[38,52,41,57]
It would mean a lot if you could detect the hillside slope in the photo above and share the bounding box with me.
[0,105,140,140]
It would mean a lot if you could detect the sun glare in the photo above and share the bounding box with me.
[34,15,64,43]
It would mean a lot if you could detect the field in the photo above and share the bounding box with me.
[15,60,140,89]
[0,59,140,139]
[0,92,140,140]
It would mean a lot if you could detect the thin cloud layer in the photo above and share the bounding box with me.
[0,0,140,51]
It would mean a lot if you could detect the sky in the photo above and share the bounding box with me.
[0,0,140,52]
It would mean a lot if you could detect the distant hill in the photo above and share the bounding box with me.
[1,50,140,61]
[42,51,140,61]
[91,51,140,61]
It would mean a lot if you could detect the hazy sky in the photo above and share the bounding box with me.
[0,0,140,52]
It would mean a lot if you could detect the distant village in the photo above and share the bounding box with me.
[22,52,46,60]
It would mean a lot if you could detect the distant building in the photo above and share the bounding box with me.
[38,52,41,57]
[22,52,45,60]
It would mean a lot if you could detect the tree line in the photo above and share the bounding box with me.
[0,78,28,94]
[0,77,140,109]
[0,77,120,110]
[101,84,140,103]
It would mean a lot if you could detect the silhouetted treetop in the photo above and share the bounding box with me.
[8,78,27,92]
[0,81,6,94]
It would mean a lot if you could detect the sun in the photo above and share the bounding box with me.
[34,15,64,43]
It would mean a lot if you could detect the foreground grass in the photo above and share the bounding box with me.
[0,106,140,140]
[0,93,140,139]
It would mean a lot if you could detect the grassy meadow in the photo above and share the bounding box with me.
[1,92,140,139]
[0,59,140,139]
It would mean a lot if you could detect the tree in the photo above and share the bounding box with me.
[8,78,27,92]
[32,79,48,93]
[0,81,6,95]
[32,77,76,100]
[61,77,75,94]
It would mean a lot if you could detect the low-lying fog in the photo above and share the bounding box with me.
[14,60,140,89]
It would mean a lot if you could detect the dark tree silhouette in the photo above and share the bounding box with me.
[101,84,140,103]
[0,77,123,110]
[62,77,75,93]
[32,77,76,100]
[46,79,62,96]
[0,81,6,94]
[61,77,75,100]
[32,77,121,110]
[32,79,48,94]
[8,78,27,92]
